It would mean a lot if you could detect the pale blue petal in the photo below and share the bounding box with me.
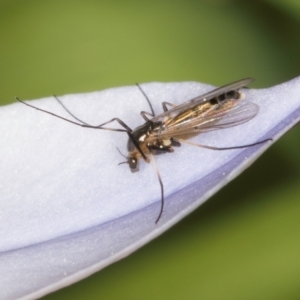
[1,77,300,300]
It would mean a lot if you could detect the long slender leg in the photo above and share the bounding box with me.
[16,97,152,161]
[126,131,147,160]
[176,138,273,150]
[16,97,91,128]
[89,118,132,132]
[16,97,131,133]
[136,83,155,116]
[149,151,164,223]
[162,101,177,112]
[140,111,155,121]
[54,95,133,132]
[54,96,135,133]
[54,95,91,126]
[56,86,155,123]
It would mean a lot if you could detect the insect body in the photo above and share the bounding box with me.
[127,79,258,172]
[17,78,269,223]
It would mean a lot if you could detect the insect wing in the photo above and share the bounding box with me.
[150,78,254,123]
[196,100,259,131]
[149,96,258,140]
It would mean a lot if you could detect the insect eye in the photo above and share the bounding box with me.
[129,157,139,173]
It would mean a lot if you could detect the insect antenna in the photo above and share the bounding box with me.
[116,147,128,165]
[149,151,164,223]
[176,138,273,150]
[116,147,127,158]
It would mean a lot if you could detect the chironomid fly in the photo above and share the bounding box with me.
[16,78,271,223]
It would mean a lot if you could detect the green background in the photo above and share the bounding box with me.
[1,0,300,299]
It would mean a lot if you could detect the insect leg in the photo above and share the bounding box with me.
[54,96,134,132]
[85,117,148,161]
[16,97,92,128]
[16,97,132,133]
[87,118,132,132]
[126,131,147,161]
[162,101,177,112]
[176,138,273,150]
[54,95,91,126]
[140,111,155,121]
[136,83,156,116]
[149,151,164,223]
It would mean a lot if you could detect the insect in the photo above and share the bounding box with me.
[17,78,271,223]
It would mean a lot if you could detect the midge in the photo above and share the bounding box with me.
[17,78,270,223]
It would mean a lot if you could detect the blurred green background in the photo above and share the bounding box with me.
[1,0,300,299]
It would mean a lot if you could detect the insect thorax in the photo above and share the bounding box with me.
[127,121,174,160]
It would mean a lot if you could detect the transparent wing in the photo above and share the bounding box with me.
[151,78,254,123]
[149,99,259,140]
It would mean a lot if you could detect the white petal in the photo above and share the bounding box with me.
[1,77,300,300]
